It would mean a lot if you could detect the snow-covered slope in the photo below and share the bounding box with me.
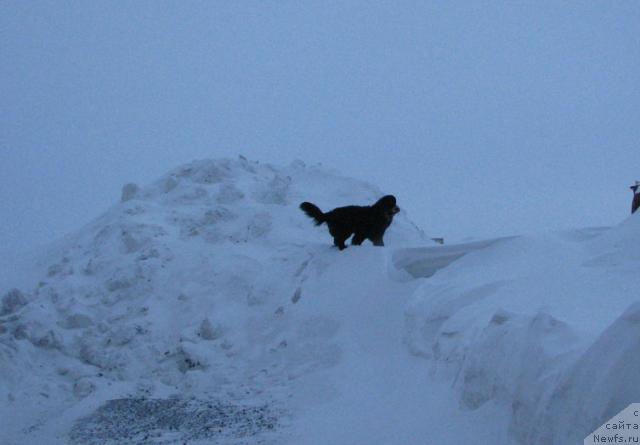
[404,217,640,444]
[2,156,638,444]
[0,157,439,444]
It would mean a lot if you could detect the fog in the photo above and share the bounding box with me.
[2,1,639,256]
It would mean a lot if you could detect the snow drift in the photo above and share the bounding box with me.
[0,157,432,444]
[404,217,640,444]
[2,155,638,444]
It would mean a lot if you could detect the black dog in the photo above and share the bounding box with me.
[300,195,400,250]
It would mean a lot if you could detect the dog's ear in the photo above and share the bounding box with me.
[375,195,397,208]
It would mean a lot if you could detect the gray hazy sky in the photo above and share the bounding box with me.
[2,1,639,256]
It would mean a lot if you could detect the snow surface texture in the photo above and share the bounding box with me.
[0,157,438,445]
[404,220,640,444]
[1,157,637,444]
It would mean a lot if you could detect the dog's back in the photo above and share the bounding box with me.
[324,205,369,225]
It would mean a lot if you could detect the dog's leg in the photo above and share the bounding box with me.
[371,236,384,246]
[334,236,348,250]
[352,233,365,245]
[329,224,350,251]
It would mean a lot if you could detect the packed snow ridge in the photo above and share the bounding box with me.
[1,157,639,444]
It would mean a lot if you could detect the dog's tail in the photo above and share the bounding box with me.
[300,202,325,226]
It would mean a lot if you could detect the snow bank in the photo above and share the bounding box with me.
[4,154,635,444]
[403,215,640,444]
[528,302,640,444]
[0,157,429,444]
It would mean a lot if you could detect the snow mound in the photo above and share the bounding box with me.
[0,157,428,444]
[5,155,636,444]
[404,214,640,444]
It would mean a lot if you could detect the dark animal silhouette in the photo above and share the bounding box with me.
[300,195,400,250]
[631,182,640,214]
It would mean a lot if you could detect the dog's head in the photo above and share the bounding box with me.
[375,195,400,215]
[631,181,640,194]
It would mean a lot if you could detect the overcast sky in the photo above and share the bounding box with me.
[2,1,639,256]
